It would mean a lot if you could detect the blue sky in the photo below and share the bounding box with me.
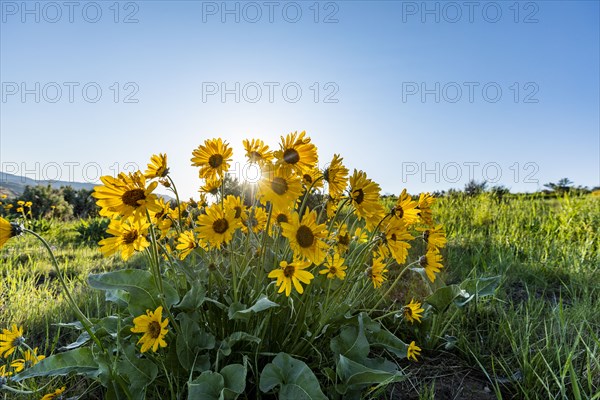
[1,0,599,198]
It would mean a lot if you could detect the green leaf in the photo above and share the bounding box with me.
[366,328,408,359]
[425,284,468,312]
[176,284,207,311]
[455,276,501,307]
[218,332,261,357]
[259,352,327,399]
[220,361,247,400]
[330,313,370,362]
[88,269,179,315]
[335,355,406,395]
[188,371,225,400]
[117,342,158,397]
[228,295,279,320]
[176,313,215,372]
[13,348,100,382]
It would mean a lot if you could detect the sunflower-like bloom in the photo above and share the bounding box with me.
[274,131,318,175]
[191,138,233,180]
[196,203,242,249]
[98,218,150,261]
[11,347,45,372]
[224,195,245,219]
[268,258,314,297]
[418,224,447,251]
[391,189,420,225]
[41,387,66,400]
[348,170,385,229]
[325,196,339,219]
[269,208,292,236]
[381,219,414,265]
[93,172,161,220]
[331,223,351,254]
[199,178,222,196]
[420,248,444,283]
[324,154,349,198]
[403,299,425,324]
[0,324,24,358]
[301,167,324,190]
[367,254,388,288]
[0,364,13,377]
[0,217,22,248]
[258,165,303,211]
[417,192,436,226]
[242,207,267,234]
[131,306,169,353]
[281,209,328,265]
[150,197,174,238]
[319,253,347,280]
[176,230,200,260]
[243,138,273,165]
[353,227,369,244]
[145,153,169,179]
[407,341,421,362]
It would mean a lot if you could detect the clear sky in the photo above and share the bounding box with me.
[1,0,599,198]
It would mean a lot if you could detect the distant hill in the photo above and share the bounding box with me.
[0,172,96,197]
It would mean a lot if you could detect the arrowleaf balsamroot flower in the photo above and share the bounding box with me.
[0,325,24,358]
[41,386,66,400]
[392,189,420,225]
[99,218,150,261]
[367,254,389,289]
[348,169,385,229]
[319,253,347,280]
[407,341,422,362]
[258,165,303,212]
[419,224,447,251]
[176,230,199,260]
[417,192,436,226]
[281,209,329,265]
[131,306,169,353]
[11,347,45,372]
[196,203,242,249]
[145,153,169,179]
[403,299,425,324]
[420,248,444,283]
[243,138,273,165]
[274,131,318,175]
[268,259,314,297]
[191,138,233,181]
[0,217,22,248]
[380,218,414,265]
[323,154,349,199]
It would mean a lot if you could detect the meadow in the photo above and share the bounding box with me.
[1,191,598,399]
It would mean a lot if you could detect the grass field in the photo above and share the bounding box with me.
[2,193,599,399]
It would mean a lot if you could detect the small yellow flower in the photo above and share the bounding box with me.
[242,207,267,234]
[199,178,222,196]
[407,341,421,362]
[196,203,242,249]
[24,201,32,207]
[319,253,347,280]
[224,195,245,219]
[131,306,169,353]
[381,218,414,265]
[418,224,447,251]
[0,217,22,248]
[145,153,169,179]
[268,258,314,297]
[323,154,349,198]
[191,138,233,181]
[392,189,420,225]
[175,230,199,260]
[41,386,66,400]
[274,131,318,175]
[417,192,436,226]
[281,209,329,265]
[0,364,13,377]
[403,299,425,324]
[243,138,273,165]
[11,347,45,372]
[0,324,24,358]
[17,200,25,206]
[367,255,388,289]
[348,170,385,229]
[99,218,150,261]
[420,248,444,283]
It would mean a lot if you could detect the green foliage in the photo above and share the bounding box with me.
[74,218,110,245]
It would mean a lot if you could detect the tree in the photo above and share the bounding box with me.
[20,185,73,219]
[544,178,574,194]
[464,180,487,196]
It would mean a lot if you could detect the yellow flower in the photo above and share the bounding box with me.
[332,223,351,254]
[41,386,66,400]
[24,201,32,207]
[93,172,161,220]
[0,194,6,199]
[243,138,273,165]
[145,153,169,179]
[319,253,347,280]
[0,324,24,358]
[381,218,414,265]
[258,165,302,211]
[10,347,45,372]
[98,218,150,261]
[274,131,318,175]
[367,255,388,288]
[403,299,425,324]
[420,248,444,283]
[353,227,368,244]
[150,198,173,238]
[392,189,420,225]
[176,230,199,260]
[325,196,339,219]
[242,207,267,234]
[417,192,436,226]
[131,306,169,353]
[324,154,349,198]
[191,138,233,180]
[348,170,385,229]
[224,195,245,219]
[0,364,13,377]
[281,209,328,265]
[199,178,222,196]
[269,208,292,236]
[0,217,22,248]
[196,203,242,249]
[268,258,314,297]
[17,200,24,206]
[301,167,324,190]
[407,341,421,361]
[418,224,447,251]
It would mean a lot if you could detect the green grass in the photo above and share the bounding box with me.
[1,193,599,398]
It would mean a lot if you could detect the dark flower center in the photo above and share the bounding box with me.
[419,255,428,267]
[303,174,313,184]
[296,225,315,248]
[208,154,224,169]
[271,177,288,195]
[329,266,337,275]
[122,230,139,244]
[283,148,300,164]
[213,218,229,234]
[338,233,350,246]
[234,206,242,219]
[276,214,288,224]
[323,168,330,182]
[403,307,413,318]
[352,189,364,204]
[394,206,404,218]
[283,263,295,277]
[423,230,430,243]
[122,189,146,207]
[249,151,262,162]
[148,321,161,339]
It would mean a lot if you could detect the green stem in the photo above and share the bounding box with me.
[167,175,183,233]
[370,260,419,312]
[24,229,104,351]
